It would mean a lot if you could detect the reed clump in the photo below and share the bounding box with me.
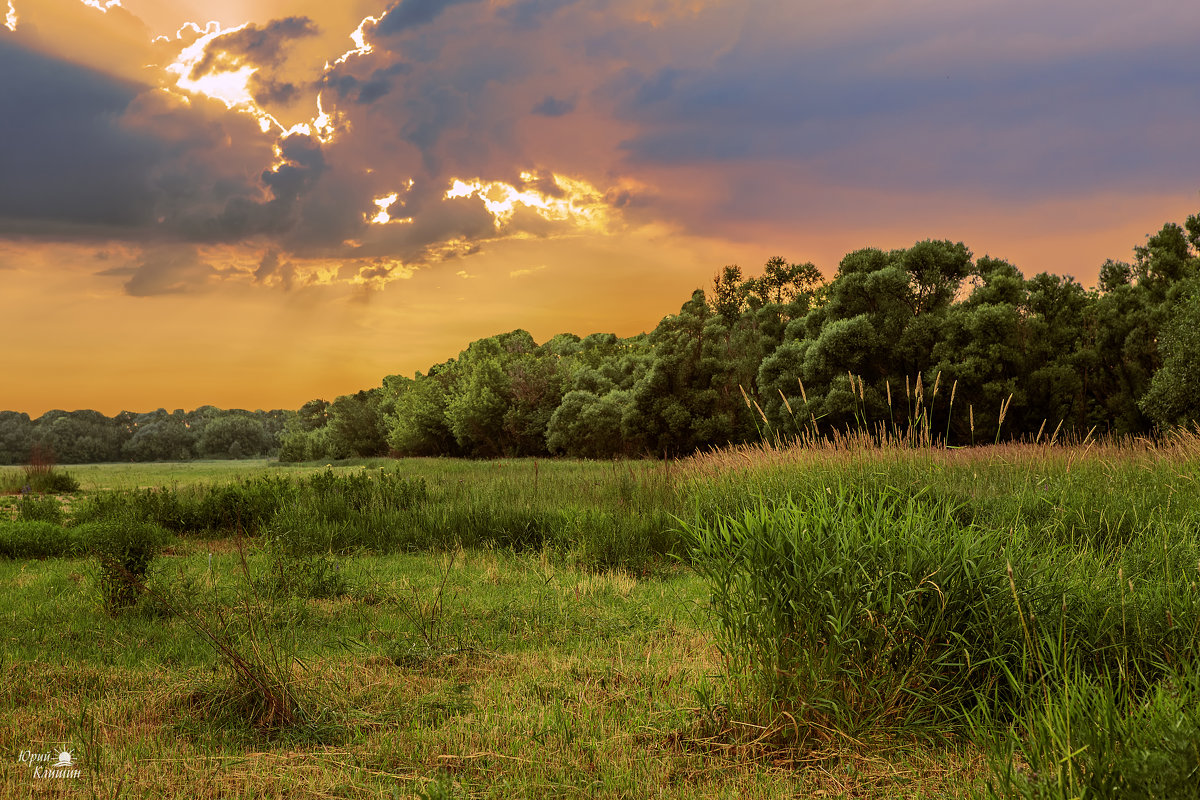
[680,432,1200,796]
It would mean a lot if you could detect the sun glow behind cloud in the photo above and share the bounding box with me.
[330,14,378,68]
[163,22,341,141]
[369,192,399,224]
[445,172,613,232]
[79,0,122,12]
[164,21,273,129]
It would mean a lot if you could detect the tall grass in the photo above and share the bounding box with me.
[976,659,1200,799]
[680,434,1200,796]
[683,485,1027,739]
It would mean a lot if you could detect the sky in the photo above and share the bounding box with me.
[2,0,1199,416]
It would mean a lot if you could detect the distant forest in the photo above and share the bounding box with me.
[3,212,1199,465]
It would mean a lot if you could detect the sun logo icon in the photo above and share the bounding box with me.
[53,751,73,768]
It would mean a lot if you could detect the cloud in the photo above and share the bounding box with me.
[254,249,296,290]
[10,0,1200,302]
[0,38,160,234]
[321,61,410,105]
[252,78,303,106]
[496,0,583,30]
[375,0,483,36]
[99,245,218,296]
[531,94,575,117]
[0,32,293,245]
[192,17,319,77]
[588,0,1200,239]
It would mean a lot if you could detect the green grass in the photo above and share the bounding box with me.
[2,441,1198,797]
[3,546,905,798]
[52,458,679,572]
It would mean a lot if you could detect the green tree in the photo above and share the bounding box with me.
[1140,287,1200,428]
[34,410,127,463]
[0,412,33,465]
[196,414,271,459]
[385,366,461,456]
[328,390,388,457]
[759,241,969,435]
[121,411,195,461]
[930,257,1027,443]
[277,412,339,462]
[1022,272,1090,434]
[296,399,331,431]
[546,390,634,458]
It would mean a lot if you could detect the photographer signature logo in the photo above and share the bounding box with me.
[17,748,81,780]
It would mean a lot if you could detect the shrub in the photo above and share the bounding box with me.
[73,477,296,535]
[0,521,77,558]
[24,464,80,493]
[72,488,186,529]
[0,466,79,494]
[301,468,427,517]
[682,484,1045,737]
[197,476,295,533]
[16,494,65,525]
[77,518,169,611]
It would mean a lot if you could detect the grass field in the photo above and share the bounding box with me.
[2,440,1198,798]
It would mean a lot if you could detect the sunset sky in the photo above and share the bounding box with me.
[3,0,1199,415]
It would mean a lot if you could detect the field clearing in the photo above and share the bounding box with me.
[1,544,989,798]
[38,457,677,489]
[3,440,1199,797]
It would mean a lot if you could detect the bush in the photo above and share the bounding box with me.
[683,484,1029,737]
[25,464,80,493]
[76,518,170,611]
[0,521,77,558]
[73,477,296,535]
[0,465,79,494]
[16,494,65,525]
[197,476,295,533]
[301,468,427,517]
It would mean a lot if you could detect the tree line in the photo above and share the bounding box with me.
[279,211,1200,460]
[0,407,286,465]
[3,211,1198,465]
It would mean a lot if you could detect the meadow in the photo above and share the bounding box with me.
[2,437,1199,798]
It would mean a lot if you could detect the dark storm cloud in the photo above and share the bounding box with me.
[252,78,302,106]
[0,34,294,250]
[13,0,1199,300]
[0,38,161,234]
[186,133,326,242]
[376,0,483,36]
[191,16,318,78]
[321,62,410,105]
